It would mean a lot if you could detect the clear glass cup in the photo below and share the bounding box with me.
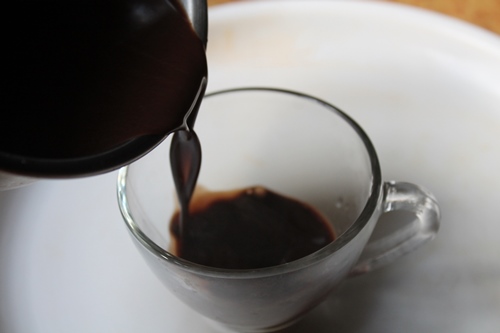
[117,88,440,332]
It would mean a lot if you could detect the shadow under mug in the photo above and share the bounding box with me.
[117,88,440,332]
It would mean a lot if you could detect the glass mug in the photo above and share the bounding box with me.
[117,88,440,332]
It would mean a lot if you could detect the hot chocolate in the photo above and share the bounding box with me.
[169,186,336,269]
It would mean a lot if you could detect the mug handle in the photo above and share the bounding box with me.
[349,181,440,276]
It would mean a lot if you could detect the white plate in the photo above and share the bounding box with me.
[1,1,499,332]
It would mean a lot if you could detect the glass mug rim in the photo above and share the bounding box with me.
[117,87,382,279]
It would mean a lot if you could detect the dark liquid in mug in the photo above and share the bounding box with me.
[168,185,336,270]
[167,98,336,269]
[168,113,336,269]
[3,0,206,160]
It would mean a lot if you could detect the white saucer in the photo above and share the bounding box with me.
[1,1,499,332]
